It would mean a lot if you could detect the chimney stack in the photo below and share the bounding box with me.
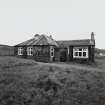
[49,35,53,40]
[34,34,40,40]
[91,32,95,40]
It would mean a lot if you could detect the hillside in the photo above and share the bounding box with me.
[0,56,105,105]
[0,44,14,56]
[95,48,105,54]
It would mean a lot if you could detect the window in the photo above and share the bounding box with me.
[50,46,54,57]
[18,47,23,55]
[73,47,88,58]
[79,48,82,51]
[27,47,33,56]
[83,52,86,56]
[75,52,78,56]
[79,52,82,56]
[51,52,54,57]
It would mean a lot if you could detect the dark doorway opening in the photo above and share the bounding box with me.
[60,49,67,62]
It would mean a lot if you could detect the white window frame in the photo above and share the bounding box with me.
[18,47,23,55]
[50,46,54,57]
[73,47,88,58]
[27,47,33,56]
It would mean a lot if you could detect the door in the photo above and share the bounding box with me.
[60,49,67,62]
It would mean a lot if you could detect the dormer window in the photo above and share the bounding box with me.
[18,47,23,55]
[27,47,33,56]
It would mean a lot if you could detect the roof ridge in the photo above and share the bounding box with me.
[56,39,90,42]
[43,35,50,45]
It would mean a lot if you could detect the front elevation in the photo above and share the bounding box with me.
[14,32,95,62]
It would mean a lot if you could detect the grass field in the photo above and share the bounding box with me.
[0,56,105,105]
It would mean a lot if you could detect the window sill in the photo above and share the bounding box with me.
[73,57,88,59]
[18,54,23,56]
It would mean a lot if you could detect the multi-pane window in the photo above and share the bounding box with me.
[73,47,88,58]
[18,47,23,55]
[27,47,33,56]
[50,46,54,57]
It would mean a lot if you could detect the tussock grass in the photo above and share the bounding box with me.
[0,56,105,105]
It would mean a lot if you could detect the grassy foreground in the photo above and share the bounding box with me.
[0,56,105,105]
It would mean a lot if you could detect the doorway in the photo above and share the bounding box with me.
[60,49,67,62]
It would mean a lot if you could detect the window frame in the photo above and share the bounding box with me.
[27,47,33,56]
[50,46,54,57]
[18,47,23,55]
[73,47,88,58]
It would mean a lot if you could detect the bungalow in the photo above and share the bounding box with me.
[14,32,95,62]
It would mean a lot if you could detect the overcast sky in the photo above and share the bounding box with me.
[0,0,104,48]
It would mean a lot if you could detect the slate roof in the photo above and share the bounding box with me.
[56,39,95,47]
[15,35,58,46]
[35,35,58,46]
[15,34,95,47]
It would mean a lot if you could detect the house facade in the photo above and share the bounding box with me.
[14,32,95,62]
